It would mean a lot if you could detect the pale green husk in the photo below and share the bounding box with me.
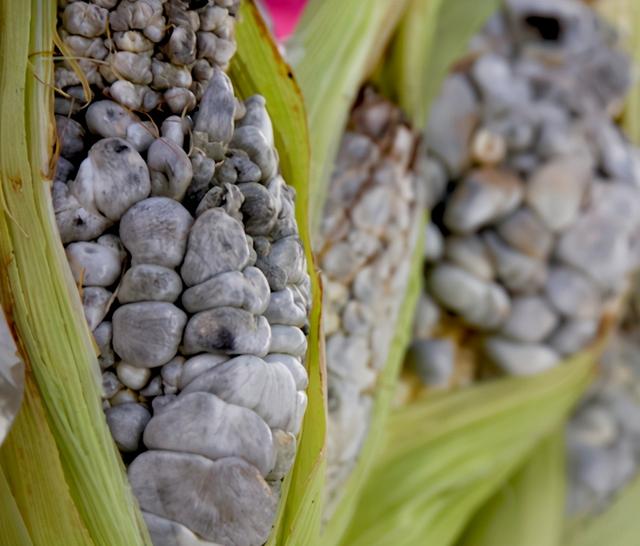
[458,429,566,546]
[340,350,596,546]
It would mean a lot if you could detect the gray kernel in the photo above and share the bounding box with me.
[525,156,591,232]
[166,25,197,65]
[545,266,602,319]
[128,452,277,546]
[548,318,599,356]
[112,302,187,368]
[424,222,444,263]
[110,388,138,406]
[407,338,455,389]
[181,355,296,430]
[425,74,478,177]
[444,235,495,281]
[55,116,85,158]
[142,512,218,546]
[164,87,197,115]
[108,80,147,111]
[428,263,510,329]
[181,267,270,315]
[268,325,307,357]
[238,95,274,147]
[228,151,262,183]
[65,241,122,286]
[180,208,250,287]
[192,68,235,160]
[199,5,228,32]
[68,137,150,222]
[125,121,157,152]
[102,371,123,399]
[152,394,177,413]
[111,51,152,85]
[82,287,113,331]
[182,307,271,357]
[112,30,153,52]
[556,211,631,290]
[495,207,554,259]
[62,2,107,37]
[116,361,151,390]
[161,116,189,148]
[118,265,183,303]
[93,321,115,370]
[140,376,163,398]
[237,182,278,236]
[230,126,278,181]
[180,353,229,390]
[444,168,524,233]
[144,391,275,476]
[263,288,307,327]
[147,138,193,201]
[484,337,559,376]
[500,295,559,343]
[120,197,193,268]
[105,402,150,452]
[85,100,139,138]
[264,354,308,391]
[151,60,193,90]
[483,231,547,292]
[267,430,296,482]
[412,293,441,339]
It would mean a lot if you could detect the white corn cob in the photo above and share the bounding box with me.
[319,89,423,515]
[53,2,310,545]
[408,0,640,389]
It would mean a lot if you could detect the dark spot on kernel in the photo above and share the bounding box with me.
[212,327,234,351]
[114,143,129,154]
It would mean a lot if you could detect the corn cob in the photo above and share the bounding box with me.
[52,2,310,545]
[318,89,423,515]
[407,0,640,389]
[566,280,640,518]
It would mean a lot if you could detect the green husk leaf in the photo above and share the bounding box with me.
[564,463,640,546]
[596,0,640,144]
[0,375,93,546]
[0,1,150,544]
[341,350,596,546]
[458,428,566,546]
[319,213,426,546]
[0,465,33,546]
[288,0,412,238]
[229,4,327,544]
[386,0,500,128]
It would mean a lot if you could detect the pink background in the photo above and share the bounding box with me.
[261,0,307,40]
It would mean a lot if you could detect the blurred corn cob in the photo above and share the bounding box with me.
[51,1,311,545]
[318,89,423,517]
[565,275,640,518]
[406,0,640,393]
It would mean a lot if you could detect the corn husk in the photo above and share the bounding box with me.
[229,3,326,544]
[384,0,502,128]
[0,465,32,546]
[340,349,597,546]
[458,428,566,546]
[288,0,412,237]
[0,0,150,543]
